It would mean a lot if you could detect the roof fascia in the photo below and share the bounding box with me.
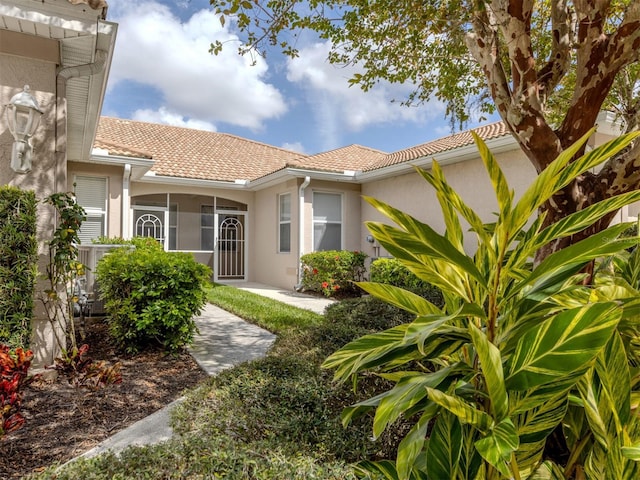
[355,135,517,182]
[138,173,249,190]
[248,168,357,190]
[89,151,155,179]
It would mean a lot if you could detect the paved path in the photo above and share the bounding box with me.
[77,284,332,460]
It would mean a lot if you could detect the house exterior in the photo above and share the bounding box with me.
[1,0,635,366]
[73,113,630,294]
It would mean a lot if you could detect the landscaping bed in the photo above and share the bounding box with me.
[0,318,208,479]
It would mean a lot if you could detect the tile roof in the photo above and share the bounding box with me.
[365,121,511,171]
[95,117,514,183]
[289,144,387,173]
[96,117,306,182]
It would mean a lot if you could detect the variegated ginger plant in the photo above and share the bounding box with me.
[324,130,640,480]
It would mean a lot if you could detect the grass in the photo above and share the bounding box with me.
[206,283,323,333]
[31,288,412,479]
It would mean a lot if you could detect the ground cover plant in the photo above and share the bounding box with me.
[30,290,412,479]
[323,132,640,479]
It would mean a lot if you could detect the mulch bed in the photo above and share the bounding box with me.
[0,319,209,479]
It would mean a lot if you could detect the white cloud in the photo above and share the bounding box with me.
[133,107,217,131]
[286,41,445,149]
[280,141,306,154]
[105,0,287,130]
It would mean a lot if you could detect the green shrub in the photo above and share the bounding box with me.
[369,257,444,306]
[300,250,367,297]
[0,187,37,349]
[96,241,211,353]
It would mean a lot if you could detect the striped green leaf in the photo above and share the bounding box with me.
[397,411,435,480]
[474,417,519,478]
[595,332,631,430]
[577,370,609,449]
[323,324,419,381]
[425,387,493,433]
[472,131,513,225]
[373,366,464,438]
[356,282,442,316]
[425,411,463,480]
[468,323,508,421]
[528,460,566,479]
[415,162,489,247]
[364,200,487,288]
[506,303,621,391]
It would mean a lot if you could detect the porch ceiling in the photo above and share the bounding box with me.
[0,0,116,161]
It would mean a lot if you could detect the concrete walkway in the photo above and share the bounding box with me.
[77,283,333,460]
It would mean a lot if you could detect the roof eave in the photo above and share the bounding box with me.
[248,167,358,190]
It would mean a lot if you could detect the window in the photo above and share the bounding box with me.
[201,205,215,250]
[313,192,342,251]
[278,193,291,253]
[74,176,107,244]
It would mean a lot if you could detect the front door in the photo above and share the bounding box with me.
[215,212,246,281]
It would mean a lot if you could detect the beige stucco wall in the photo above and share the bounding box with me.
[253,179,299,289]
[1,53,65,366]
[360,147,537,258]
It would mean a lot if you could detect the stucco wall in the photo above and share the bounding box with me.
[1,53,64,366]
[253,179,299,289]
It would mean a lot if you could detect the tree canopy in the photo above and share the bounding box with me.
[211,0,640,254]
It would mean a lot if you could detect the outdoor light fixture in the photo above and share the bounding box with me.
[5,85,43,174]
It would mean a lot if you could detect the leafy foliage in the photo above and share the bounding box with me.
[46,344,122,390]
[300,250,367,297]
[369,257,443,306]
[41,192,87,352]
[0,345,34,439]
[323,131,640,479]
[96,239,211,353]
[0,187,37,349]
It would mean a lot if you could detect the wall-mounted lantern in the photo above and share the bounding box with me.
[5,85,43,174]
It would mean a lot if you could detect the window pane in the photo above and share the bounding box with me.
[313,193,341,222]
[314,223,341,251]
[201,205,214,227]
[279,223,291,253]
[201,228,214,251]
[78,215,105,244]
[75,177,107,211]
[279,194,291,222]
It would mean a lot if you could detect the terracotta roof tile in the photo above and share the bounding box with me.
[96,117,306,182]
[93,139,153,159]
[365,121,511,171]
[289,144,387,173]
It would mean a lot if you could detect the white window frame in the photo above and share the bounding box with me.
[312,191,343,251]
[74,175,108,244]
[278,193,291,253]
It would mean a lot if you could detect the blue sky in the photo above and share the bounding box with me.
[102,0,497,155]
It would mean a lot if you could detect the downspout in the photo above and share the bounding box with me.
[295,176,311,291]
[122,164,131,239]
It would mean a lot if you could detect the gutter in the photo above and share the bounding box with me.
[295,176,311,291]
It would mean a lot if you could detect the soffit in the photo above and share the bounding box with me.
[0,0,116,161]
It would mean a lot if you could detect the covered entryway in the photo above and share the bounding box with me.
[129,193,248,281]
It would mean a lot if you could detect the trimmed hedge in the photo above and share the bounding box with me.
[369,257,444,306]
[0,187,37,349]
[300,250,367,297]
[95,238,211,353]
